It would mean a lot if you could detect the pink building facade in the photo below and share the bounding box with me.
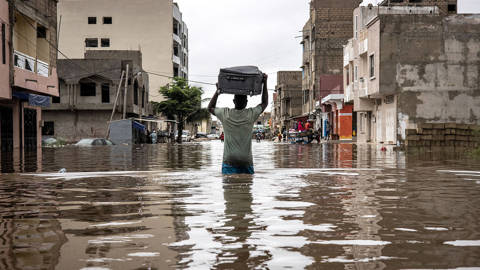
[0,0,59,172]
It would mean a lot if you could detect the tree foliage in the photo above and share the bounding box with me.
[152,78,203,143]
[187,108,210,123]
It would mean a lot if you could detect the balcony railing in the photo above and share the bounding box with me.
[172,55,181,65]
[359,39,368,55]
[359,79,368,97]
[14,50,49,77]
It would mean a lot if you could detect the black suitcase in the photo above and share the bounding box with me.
[218,66,263,96]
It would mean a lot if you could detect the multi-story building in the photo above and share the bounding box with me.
[57,0,188,103]
[0,0,59,172]
[344,2,480,145]
[42,50,150,142]
[300,0,361,135]
[275,71,303,131]
[271,92,280,132]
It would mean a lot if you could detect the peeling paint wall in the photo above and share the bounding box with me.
[381,14,480,139]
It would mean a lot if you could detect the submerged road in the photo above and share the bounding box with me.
[0,141,480,269]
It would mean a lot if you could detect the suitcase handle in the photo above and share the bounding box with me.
[226,75,245,81]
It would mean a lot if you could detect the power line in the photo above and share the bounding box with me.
[145,70,216,86]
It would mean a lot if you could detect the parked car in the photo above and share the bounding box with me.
[75,138,115,146]
[182,130,191,142]
[207,133,219,139]
[196,132,208,138]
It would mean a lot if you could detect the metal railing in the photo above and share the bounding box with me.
[13,50,49,77]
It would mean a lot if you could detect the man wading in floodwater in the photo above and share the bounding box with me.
[208,74,268,174]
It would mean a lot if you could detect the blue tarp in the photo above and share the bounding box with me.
[12,91,51,107]
[132,121,146,132]
[29,94,50,107]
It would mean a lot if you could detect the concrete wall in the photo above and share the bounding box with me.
[380,15,480,141]
[57,0,186,103]
[378,0,458,15]
[42,110,120,142]
[108,119,132,145]
[0,0,9,100]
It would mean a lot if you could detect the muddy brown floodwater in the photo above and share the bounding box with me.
[1,141,480,270]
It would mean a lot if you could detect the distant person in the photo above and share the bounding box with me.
[317,126,322,143]
[220,132,224,142]
[150,130,157,144]
[305,121,311,131]
[297,121,305,132]
[325,121,330,140]
[208,74,268,175]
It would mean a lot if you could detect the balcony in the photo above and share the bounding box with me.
[12,11,58,97]
[359,79,368,98]
[172,33,182,45]
[172,55,181,65]
[14,50,48,77]
[13,50,58,97]
[359,39,368,55]
[344,84,353,103]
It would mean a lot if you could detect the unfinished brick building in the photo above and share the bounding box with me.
[300,0,361,135]
[274,71,302,131]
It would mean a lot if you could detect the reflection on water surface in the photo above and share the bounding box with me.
[0,141,480,269]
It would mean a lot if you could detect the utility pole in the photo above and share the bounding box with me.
[105,70,125,139]
[123,64,129,119]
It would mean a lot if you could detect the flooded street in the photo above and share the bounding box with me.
[1,141,480,269]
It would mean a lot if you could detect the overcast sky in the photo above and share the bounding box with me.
[175,0,480,110]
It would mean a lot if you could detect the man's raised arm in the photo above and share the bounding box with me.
[260,73,269,112]
[208,84,221,116]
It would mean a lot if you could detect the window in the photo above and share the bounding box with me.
[1,23,5,65]
[37,25,47,38]
[133,80,138,105]
[80,82,96,96]
[101,38,110,47]
[173,19,179,35]
[103,17,112,24]
[173,66,179,77]
[346,67,349,85]
[173,42,179,56]
[142,87,145,108]
[448,4,456,13]
[42,121,54,136]
[351,66,354,83]
[52,96,60,103]
[101,83,110,103]
[354,65,358,81]
[369,54,375,78]
[385,95,394,104]
[354,15,358,39]
[88,17,97,24]
[85,38,98,48]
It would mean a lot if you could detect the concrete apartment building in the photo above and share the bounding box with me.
[300,0,361,137]
[0,0,59,172]
[43,51,150,142]
[274,71,303,131]
[57,0,188,103]
[343,1,480,144]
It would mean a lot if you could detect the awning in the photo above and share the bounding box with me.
[132,121,146,132]
[13,91,51,107]
[321,94,345,110]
